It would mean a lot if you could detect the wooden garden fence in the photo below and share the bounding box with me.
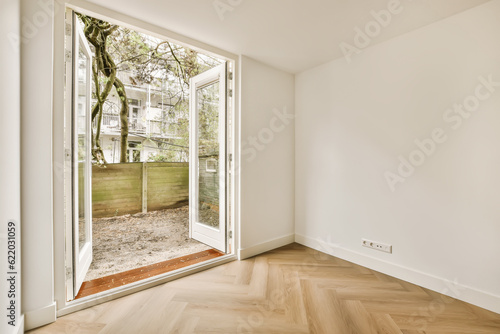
[92,162,189,218]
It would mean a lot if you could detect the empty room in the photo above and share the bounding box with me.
[1,0,500,333]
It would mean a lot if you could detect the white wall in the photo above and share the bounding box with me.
[239,56,295,258]
[0,1,24,333]
[20,0,56,330]
[295,1,500,313]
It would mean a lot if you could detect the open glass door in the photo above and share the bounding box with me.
[72,15,93,297]
[189,64,227,252]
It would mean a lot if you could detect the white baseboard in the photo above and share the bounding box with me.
[238,234,295,260]
[295,233,500,315]
[25,302,56,331]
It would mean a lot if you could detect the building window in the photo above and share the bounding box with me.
[127,141,141,162]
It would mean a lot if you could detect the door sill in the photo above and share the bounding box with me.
[58,253,236,317]
[75,249,225,299]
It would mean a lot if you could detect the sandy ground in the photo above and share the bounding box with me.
[84,205,213,281]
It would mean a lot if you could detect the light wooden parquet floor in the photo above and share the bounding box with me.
[28,243,500,333]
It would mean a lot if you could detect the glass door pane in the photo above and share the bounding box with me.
[197,81,220,229]
[77,47,89,251]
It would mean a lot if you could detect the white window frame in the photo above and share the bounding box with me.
[53,0,240,316]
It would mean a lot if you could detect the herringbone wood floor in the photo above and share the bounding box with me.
[28,243,500,333]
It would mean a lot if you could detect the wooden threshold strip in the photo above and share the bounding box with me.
[75,249,225,299]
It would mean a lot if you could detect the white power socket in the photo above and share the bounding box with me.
[362,239,392,254]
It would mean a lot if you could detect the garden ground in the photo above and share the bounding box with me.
[84,205,212,281]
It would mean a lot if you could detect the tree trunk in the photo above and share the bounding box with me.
[79,15,128,164]
[113,78,129,163]
[91,58,108,164]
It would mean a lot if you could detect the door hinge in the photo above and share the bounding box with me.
[228,89,233,98]
[228,72,233,81]
[66,267,72,279]
[228,230,233,239]
[65,149,72,161]
[65,50,72,62]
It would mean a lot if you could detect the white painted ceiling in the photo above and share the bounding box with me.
[85,0,490,73]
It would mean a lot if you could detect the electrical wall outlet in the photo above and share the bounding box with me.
[362,239,392,253]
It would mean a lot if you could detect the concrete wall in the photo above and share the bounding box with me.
[295,1,500,314]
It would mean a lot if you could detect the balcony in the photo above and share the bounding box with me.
[98,113,179,138]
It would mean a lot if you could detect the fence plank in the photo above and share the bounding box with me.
[92,162,189,218]
[147,163,189,212]
[142,163,148,213]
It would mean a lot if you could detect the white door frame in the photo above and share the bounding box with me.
[64,11,93,299]
[53,2,239,314]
